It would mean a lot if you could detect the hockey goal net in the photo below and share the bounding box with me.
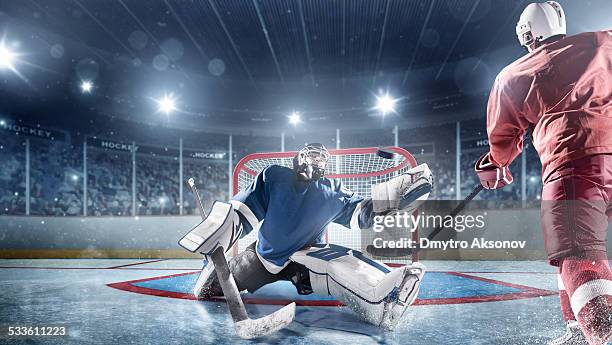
[232,146,419,263]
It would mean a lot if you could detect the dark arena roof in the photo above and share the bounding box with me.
[0,0,610,134]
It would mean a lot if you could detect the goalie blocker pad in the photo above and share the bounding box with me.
[178,201,257,256]
[290,244,425,329]
[371,163,433,214]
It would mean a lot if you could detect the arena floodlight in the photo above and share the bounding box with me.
[0,44,16,70]
[155,94,177,114]
[0,36,29,83]
[80,80,93,94]
[375,93,397,115]
[289,112,301,125]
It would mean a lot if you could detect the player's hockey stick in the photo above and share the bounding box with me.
[186,178,296,339]
[366,184,484,258]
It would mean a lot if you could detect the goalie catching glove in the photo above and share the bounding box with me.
[475,152,513,190]
[371,163,433,214]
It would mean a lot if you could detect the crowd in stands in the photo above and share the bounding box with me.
[337,128,394,149]
[87,151,132,216]
[136,155,180,216]
[182,160,228,215]
[0,136,26,214]
[85,151,228,216]
[427,156,456,200]
[233,133,281,159]
[0,120,545,217]
[30,139,83,216]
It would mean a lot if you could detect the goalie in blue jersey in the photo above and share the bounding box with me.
[179,143,432,329]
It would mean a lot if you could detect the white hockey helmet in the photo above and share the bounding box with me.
[516,1,566,49]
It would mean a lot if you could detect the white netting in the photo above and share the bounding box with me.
[233,147,418,262]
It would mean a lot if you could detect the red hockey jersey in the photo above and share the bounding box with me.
[486,30,612,183]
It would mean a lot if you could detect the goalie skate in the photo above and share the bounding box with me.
[379,262,425,330]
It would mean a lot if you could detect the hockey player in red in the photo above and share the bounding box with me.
[474,2,612,344]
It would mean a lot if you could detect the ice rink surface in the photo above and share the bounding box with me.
[0,259,565,344]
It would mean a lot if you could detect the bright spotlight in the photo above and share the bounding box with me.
[0,120,5,126]
[375,93,397,115]
[155,94,176,114]
[0,38,29,82]
[0,44,15,70]
[158,196,167,204]
[71,174,79,181]
[289,112,301,125]
[80,80,93,94]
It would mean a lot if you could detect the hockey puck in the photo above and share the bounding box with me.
[376,147,395,159]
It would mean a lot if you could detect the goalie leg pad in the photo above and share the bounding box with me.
[289,244,425,329]
[178,201,244,255]
[371,163,433,214]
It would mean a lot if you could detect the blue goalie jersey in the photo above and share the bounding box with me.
[232,165,364,268]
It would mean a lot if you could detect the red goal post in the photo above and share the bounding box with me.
[231,146,420,263]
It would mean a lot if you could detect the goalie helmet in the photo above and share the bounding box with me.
[293,143,330,181]
[516,1,566,51]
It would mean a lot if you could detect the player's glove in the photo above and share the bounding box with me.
[474,152,513,190]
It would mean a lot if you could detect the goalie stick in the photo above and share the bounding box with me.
[366,184,484,258]
[186,178,296,339]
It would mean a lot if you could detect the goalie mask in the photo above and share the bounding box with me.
[293,143,330,181]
